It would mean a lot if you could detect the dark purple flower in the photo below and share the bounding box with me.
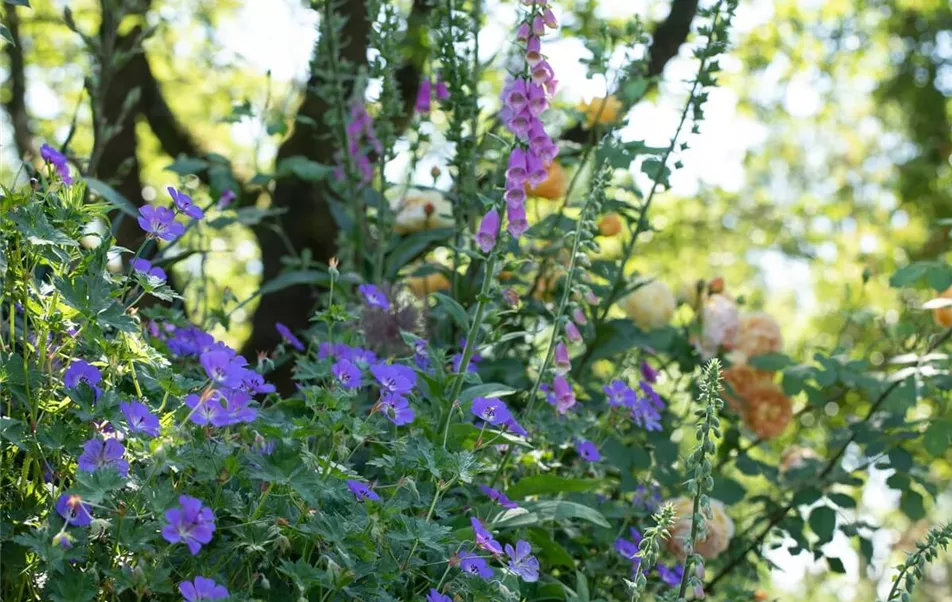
[577,439,601,462]
[40,143,72,183]
[64,360,102,399]
[554,342,571,374]
[168,186,204,220]
[415,77,432,113]
[241,372,276,395]
[137,205,185,241]
[55,494,92,527]
[640,361,658,383]
[179,576,228,601]
[505,540,539,582]
[53,532,74,549]
[478,485,518,510]
[470,517,503,554]
[130,258,167,282]
[604,379,636,408]
[162,495,216,556]
[371,363,416,396]
[615,536,639,560]
[200,349,247,388]
[332,359,362,389]
[346,479,381,502]
[359,284,390,310]
[185,392,223,426]
[275,322,305,351]
[213,389,257,426]
[379,394,415,426]
[629,527,643,546]
[459,551,493,579]
[658,563,683,587]
[503,416,528,437]
[476,208,500,253]
[120,401,160,437]
[77,438,129,477]
[252,435,276,456]
[427,588,452,602]
[218,189,236,208]
[471,397,512,426]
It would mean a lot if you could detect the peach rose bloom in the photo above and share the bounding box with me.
[665,497,735,560]
[735,312,783,359]
[618,280,676,331]
[722,364,774,413]
[933,286,952,328]
[598,213,623,237]
[528,161,568,200]
[742,381,793,439]
[406,272,450,298]
[577,95,623,127]
[391,189,454,234]
[698,294,740,359]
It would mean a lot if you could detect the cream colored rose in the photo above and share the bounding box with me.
[618,280,676,331]
[698,294,740,359]
[665,497,735,560]
[735,312,783,359]
[391,189,454,234]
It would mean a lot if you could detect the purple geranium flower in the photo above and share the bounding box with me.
[379,395,415,426]
[55,494,93,527]
[166,325,216,357]
[371,363,416,396]
[77,438,130,477]
[120,401,160,437]
[332,359,362,389]
[130,258,167,282]
[633,482,662,512]
[471,397,512,426]
[615,536,639,560]
[214,389,257,426]
[179,576,228,601]
[162,495,216,556]
[137,205,185,241]
[40,143,72,183]
[358,284,390,310]
[275,322,305,351]
[658,563,683,587]
[641,360,658,383]
[577,439,601,462]
[200,349,247,388]
[426,589,452,602]
[413,339,431,372]
[505,540,540,582]
[604,379,636,408]
[630,384,663,432]
[185,392,224,426]
[346,479,381,502]
[459,551,493,579]
[470,517,503,555]
[168,186,205,220]
[218,189,236,208]
[240,372,276,396]
[64,360,102,399]
[478,485,518,510]
[503,416,528,437]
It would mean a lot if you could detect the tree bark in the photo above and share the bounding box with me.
[3,4,34,160]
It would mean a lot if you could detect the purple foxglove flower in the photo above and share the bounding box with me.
[179,576,229,601]
[275,322,305,351]
[476,208,500,253]
[64,360,102,399]
[507,201,529,238]
[434,74,450,101]
[379,394,415,425]
[120,401,160,437]
[359,284,390,310]
[427,589,452,602]
[137,205,185,241]
[658,563,684,587]
[552,375,576,414]
[584,290,599,305]
[213,389,257,426]
[40,144,73,183]
[168,186,204,220]
[162,495,216,555]
[56,494,93,527]
[507,110,532,138]
[553,342,571,374]
[346,479,381,502]
[200,349,246,388]
[641,361,658,383]
[505,540,540,582]
[530,60,554,86]
[332,359,362,389]
[459,552,493,579]
[565,321,582,343]
[130,258,167,282]
[528,120,553,155]
[615,536,639,560]
[241,372,276,395]
[415,77,432,113]
[502,288,520,307]
[504,184,528,206]
[77,438,130,477]
[576,439,601,462]
[504,79,529,113]
[572,308,588,325]
[505,147,529,186]
[539,139,560,163]
[526,36,543,65]
[527,83,548,117]
[471,397,512,426]
[543,7,558,28]
[371,363,416,395]
[218,189,236,208]
[478,484,519,510]
[516,22,530,41]
[604,379,636,407]
[470,517,503,554]
[531,16,545,36]
[526,151,547,187]
[185,393,224,426]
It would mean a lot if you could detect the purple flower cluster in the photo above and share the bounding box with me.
[40,144,73,183]
[179,576,228,601]
[500,0,559,239]
[359,284,390,311]
[478,484,518,509]
[78,438,130,477]
[185,389,257,427]
[415,73,450,114]
[371,363,417,425]
[459,551,493,579]
[337,103,381,186]
[602,379,664,431]
[64,359,102,400]
[162,495,216,555]
[318,342,379,365]
[130,258,167,282]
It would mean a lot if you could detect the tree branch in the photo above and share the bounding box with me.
[2,3,33,159]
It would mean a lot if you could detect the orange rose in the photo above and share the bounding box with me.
[528,161,567,200]
[743,381,793,439]
[933,286,952,328]
[722,364,774,413]
[665,497,735,560]
[406,272,451,298]
[577,95,623,127]
[735,312,783,359]
[598,213,623,237]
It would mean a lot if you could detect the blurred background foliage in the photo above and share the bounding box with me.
[1,0,950,599]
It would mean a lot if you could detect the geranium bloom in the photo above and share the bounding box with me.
[162,495,216,555]
[630,388,663,432]
[505,540,540,582]
[130,258,167,282]
[64,360,102,399]
[120,401,160,437]
[168,186,204,220]
[470,517,503,554]
[359,284,390,310]
[137,205,185,241]
[275,322,305,351]
[332,359,362,389]
[40,143,73,183]
[426,589,451,602]
[77,438,129,477]
[577,439,601,462]
[371,363,416,396]
[179,576,228,601]
[214,390,257,426]
[615,536,639,560]
[459,552,493,579]
[240,372,276,396]
[604,379,636,408]
[658,563,684,587]
[200,349,247,388]
[471,397,512,426]
[185,393,223,426]
[55,494,92,527]
[478,485,518,509]
[218,189,236,208]
[346,479,381,502]
[379,394,415,425]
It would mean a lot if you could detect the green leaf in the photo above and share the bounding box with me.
[889,263,928,288]
[748,353,794,371]
[712,476,747,505]
[528,528,575,567]
[84,177,139,218]
[900,491,925,521]
[0,24,13,46]
[808,506,836,544]
[588,319,651,362]
[46,569,98,602]
[575,571,591,602]
[165,157,209,175]
[459,383,516,403]
[506,475,601,499]
[530,501,610,528]
[277,156,333,181]
[827,493,857,509]
[827,556,846,573]
[385,228,454,277]
[923,423,950,457]
[926,264,952,291]
[431,292,470,331]
[5,0,32,6]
